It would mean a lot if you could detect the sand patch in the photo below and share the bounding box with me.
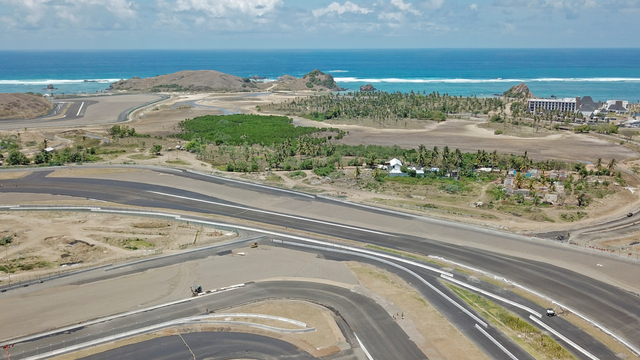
[219,299,346,354]
[0,171,29,180]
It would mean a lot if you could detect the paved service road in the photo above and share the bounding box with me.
[80,332,317,360]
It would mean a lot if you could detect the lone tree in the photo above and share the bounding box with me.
[152,144,162,155]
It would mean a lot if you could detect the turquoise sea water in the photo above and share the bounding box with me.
[1,49,639,101]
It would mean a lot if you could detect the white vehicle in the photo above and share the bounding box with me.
[546,308,555,317]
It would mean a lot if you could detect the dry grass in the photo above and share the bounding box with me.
[480,277,639,360]
[446,283,576,360]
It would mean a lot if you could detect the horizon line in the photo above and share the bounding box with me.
[2,47,640,52]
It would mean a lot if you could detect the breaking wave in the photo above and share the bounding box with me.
[333,77,640,83]
[0,79,121,85]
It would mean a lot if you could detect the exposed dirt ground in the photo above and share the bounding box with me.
[0,211,236,281]
[0,244,360,339]
[222,300,346,356]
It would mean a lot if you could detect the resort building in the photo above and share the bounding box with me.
[528,97,580,113]
[605,100,628,113]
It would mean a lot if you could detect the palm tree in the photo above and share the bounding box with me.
[607,158,617,174]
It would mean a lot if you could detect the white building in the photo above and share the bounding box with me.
[388,158,403,176]
[528,97,579,113]
[605,100,628,113]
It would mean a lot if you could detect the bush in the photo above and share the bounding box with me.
[489,115,503,123]
[6,149,30,165]
[288,170,307,179]
[301,159,313,170]
[0,235,12,245]
[442,184,461,194]
[306,82,314,88]
[313,164,336,177]
[494,129,503,135]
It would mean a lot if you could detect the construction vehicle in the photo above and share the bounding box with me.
[190,285,203,297]
[250,242,258,248]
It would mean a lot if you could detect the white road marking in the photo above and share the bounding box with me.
[147,191,395,237]
[76,102,84,117]
[278,239,488,328]
[355,333,375,360]
[474,324,519,360]
[441,275,543,318]
[529,315,600,360]
[185,169,315,198]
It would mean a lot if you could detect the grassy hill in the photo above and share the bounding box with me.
[0,93,53,120]
[109,70,258,92]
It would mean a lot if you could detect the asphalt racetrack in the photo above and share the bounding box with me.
[0,94,165,130]
[79,332,316,360]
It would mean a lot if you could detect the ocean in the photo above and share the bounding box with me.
[1,49,639,102]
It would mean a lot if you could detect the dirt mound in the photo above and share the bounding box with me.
[503,83,534,98]
[0,93,54,120]
[109,70,257,93]
[272,70,344,91]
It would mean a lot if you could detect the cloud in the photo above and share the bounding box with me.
[470,3,479,10]
[68,0,137,19]
[391,0,422,14]
[312,1,372,17]
[423,0,444,10]
[0,0,137,29]
[175,0,283,17]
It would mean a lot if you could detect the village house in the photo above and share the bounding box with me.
[387,158,404,176]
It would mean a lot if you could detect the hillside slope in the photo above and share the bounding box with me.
[0,93,54,120]
[271,70,344,91]
[109,70,257,92]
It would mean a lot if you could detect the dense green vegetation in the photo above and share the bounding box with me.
[266,91,504,122]
[177,114,327,146]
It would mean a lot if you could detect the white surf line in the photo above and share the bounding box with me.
[474,324,519,360]
[354,333,375,360]
[529,315,599,360]
[276,239,488,328]
[3,284,245,345]
[148,191,394,237]
[441,275,542,318]
[185,169,315,198]
[76,102,84,117]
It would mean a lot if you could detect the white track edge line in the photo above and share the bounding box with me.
[474,324,519,360]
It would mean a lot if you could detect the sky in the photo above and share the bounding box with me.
[0,0,639,49]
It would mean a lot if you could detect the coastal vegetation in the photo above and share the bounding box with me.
[176,114,339,146]
[265,91,504,124]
